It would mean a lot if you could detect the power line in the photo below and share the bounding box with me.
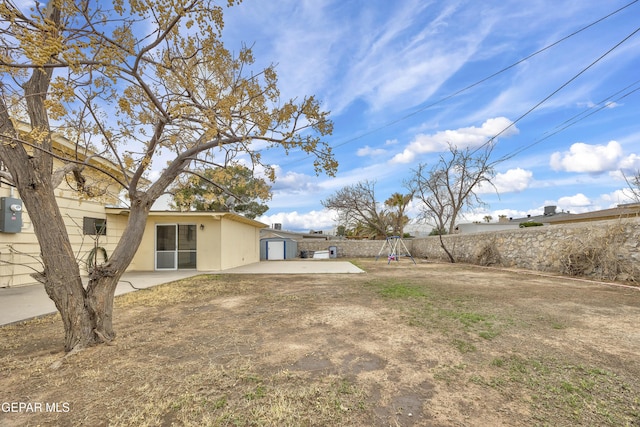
[495,79,640,164]
[477,24,640,159]
[333,0,640,151]
[279,0,639,167]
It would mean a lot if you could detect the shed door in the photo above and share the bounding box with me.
[266,241,285,260]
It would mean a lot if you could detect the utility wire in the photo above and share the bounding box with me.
[477,24,640,159]
[279,0,639,167]
[333,0,640,150]
[549,79,640,133]
[495,80,640,164]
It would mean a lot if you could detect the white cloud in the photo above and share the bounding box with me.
[390,149,418,165]
[257,209,336,232]
[577,100,621,109]
[391,117,518,164]
[609,155,640,181]
[266,163,400,211]
[550,141,623,173]
[232,0,502,117]
[557,193,591,206]
[555,193,592,212]
[357,145,387,157]
[599,189,638,207]
[215,1,640,225]
[147,169,161,181]
[618,153,640,172]
[271,169,319,193]
[478,168,533,194]
[331,1,496,114]
[222,1,344,104]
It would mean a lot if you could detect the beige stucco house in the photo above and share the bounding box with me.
[106,209,265,272]
[0,125,266,287]
[1,187,266,288]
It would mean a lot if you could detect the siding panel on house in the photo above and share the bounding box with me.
[0,184,118,287]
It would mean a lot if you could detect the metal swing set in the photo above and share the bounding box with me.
[375,236,416,265]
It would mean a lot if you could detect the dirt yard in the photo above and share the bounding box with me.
[1,259,639,426]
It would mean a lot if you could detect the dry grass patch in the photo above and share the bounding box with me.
[1,259,639,426]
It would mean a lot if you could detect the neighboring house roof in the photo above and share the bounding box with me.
[546,202,640,224]
[455,222,521,234]
[260,228,333,240]
[507,203,640,225]
[509,205,573,224]
[105,208,268,229]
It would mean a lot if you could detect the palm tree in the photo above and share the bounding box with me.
[384,192,414,236]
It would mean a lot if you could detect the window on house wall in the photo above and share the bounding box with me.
[83,217,107,235]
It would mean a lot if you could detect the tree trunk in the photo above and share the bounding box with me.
[0,2,160,351]
[1,123,152,351]
[42,196,151,350]
[17,168,98,351]
[438,233,455,263]
[1,116,153,351]
[83,200,153,342]
[84,276,120,343]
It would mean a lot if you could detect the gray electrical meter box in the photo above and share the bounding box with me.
[0,197,23,233]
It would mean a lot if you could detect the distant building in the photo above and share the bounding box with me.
[455,222,521,234]
[260,226,333,241]
[508,205,573,225]
[455,203,640,234]
[547,202,640,224]
[454,206,565,234]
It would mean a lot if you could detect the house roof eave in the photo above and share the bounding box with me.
[104,208,268,229]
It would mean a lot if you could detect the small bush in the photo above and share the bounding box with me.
[475,240,501,266]
[556,221,638,282]
[519,221,543,228]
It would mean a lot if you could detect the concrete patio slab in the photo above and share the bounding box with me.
[0,270,199,327]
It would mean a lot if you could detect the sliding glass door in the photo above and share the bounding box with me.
[155,224,197,270]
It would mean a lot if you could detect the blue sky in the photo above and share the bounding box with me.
[13,1,640,233]
[214,0,640,233]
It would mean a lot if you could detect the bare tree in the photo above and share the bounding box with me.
[0,1,335,351]
[408,144,494,262]
[622,170,640,202]
[322,181,389,239]
[322,181,412,239]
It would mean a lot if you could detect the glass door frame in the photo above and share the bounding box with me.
[155,223,198,271]
[155,224,178,270]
